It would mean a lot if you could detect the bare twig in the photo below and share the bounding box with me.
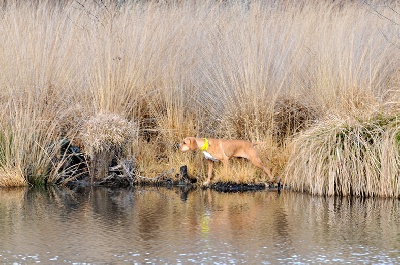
[138,169,174,182]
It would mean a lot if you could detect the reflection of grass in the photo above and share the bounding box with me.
[0,1,398,195]
[284,115,400,197]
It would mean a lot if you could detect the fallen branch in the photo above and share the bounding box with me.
[137,169,174,182]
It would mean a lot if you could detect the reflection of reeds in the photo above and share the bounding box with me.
[0,1,398,191]
[284,116,400,197]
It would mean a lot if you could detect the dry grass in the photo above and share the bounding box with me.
[80,113,138,180]
[81,113,137,157]
[273,96,318,144]
[0,0,398,195]
[0,167,27,187]
[284,115,400,197]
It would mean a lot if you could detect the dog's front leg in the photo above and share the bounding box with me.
[204,160,213,186]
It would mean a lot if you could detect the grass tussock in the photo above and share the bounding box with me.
[0,167,27,187]
[0,0,398,195]
[81,113,138,180]
[273,96,318,144]
[81,113,138,157]
[284,115,400,197]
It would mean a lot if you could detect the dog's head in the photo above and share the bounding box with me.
[178,137,198,152]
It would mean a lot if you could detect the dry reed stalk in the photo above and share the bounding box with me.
[0,0,398,186]
[212,160,260,184]
[0,167,27,187]
[284,115,400,198]
[273,96,318,143]
[81,113,138,181]
[0,98,61,185]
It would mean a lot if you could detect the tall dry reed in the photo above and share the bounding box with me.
[0,0,398,189]
[284,115,400,197]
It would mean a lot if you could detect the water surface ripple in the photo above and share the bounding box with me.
[0,187,399,264]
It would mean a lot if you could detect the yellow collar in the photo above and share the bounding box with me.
[199,138,209,151]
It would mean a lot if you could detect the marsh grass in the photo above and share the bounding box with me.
[0,0,399,194]
[284,115,400,197]
[0,167,26,187]
[212,160,261,184]
[81,113,138,180]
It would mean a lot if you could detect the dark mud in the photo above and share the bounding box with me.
[56,139,276,193]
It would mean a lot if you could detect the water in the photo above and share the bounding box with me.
[0,186,399,264]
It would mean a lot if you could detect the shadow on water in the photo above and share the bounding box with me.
[0,186,399,264]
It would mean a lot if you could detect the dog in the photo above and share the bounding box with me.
[178,137,274,186]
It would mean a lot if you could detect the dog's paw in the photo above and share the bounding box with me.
[265,179,277,189]
[202,181,210,187]
[266,179,282,189]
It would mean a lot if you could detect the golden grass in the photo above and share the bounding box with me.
[0,0,398,196]
[0,167,27,187]
[80,113,138,180]
[284,115,400,197]
[81,113,137,157]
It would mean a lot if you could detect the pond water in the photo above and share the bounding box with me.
[0,186,399,264]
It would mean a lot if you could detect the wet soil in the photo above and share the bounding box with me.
[57,139,276,192]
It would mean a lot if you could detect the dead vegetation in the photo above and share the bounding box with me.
[0,0,399,196]
[284,115,400,198]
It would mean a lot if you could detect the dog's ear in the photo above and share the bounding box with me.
[189,137,198,151]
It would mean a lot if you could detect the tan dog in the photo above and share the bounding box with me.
[179,137,274,186]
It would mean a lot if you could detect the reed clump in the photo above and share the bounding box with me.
[0,0,398,194]
[284,115,400,198]
[0,167,27,187]
[273,96,318,144]
[81,113,138,180]
[81,113,137,157]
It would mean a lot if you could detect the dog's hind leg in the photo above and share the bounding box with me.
[248,156,274,181]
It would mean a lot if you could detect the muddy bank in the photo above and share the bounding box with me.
[56,139,275,192]
[210,182,282,193]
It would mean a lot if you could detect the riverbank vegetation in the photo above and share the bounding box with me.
[0,0,399,197]
[284,115,400,197]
